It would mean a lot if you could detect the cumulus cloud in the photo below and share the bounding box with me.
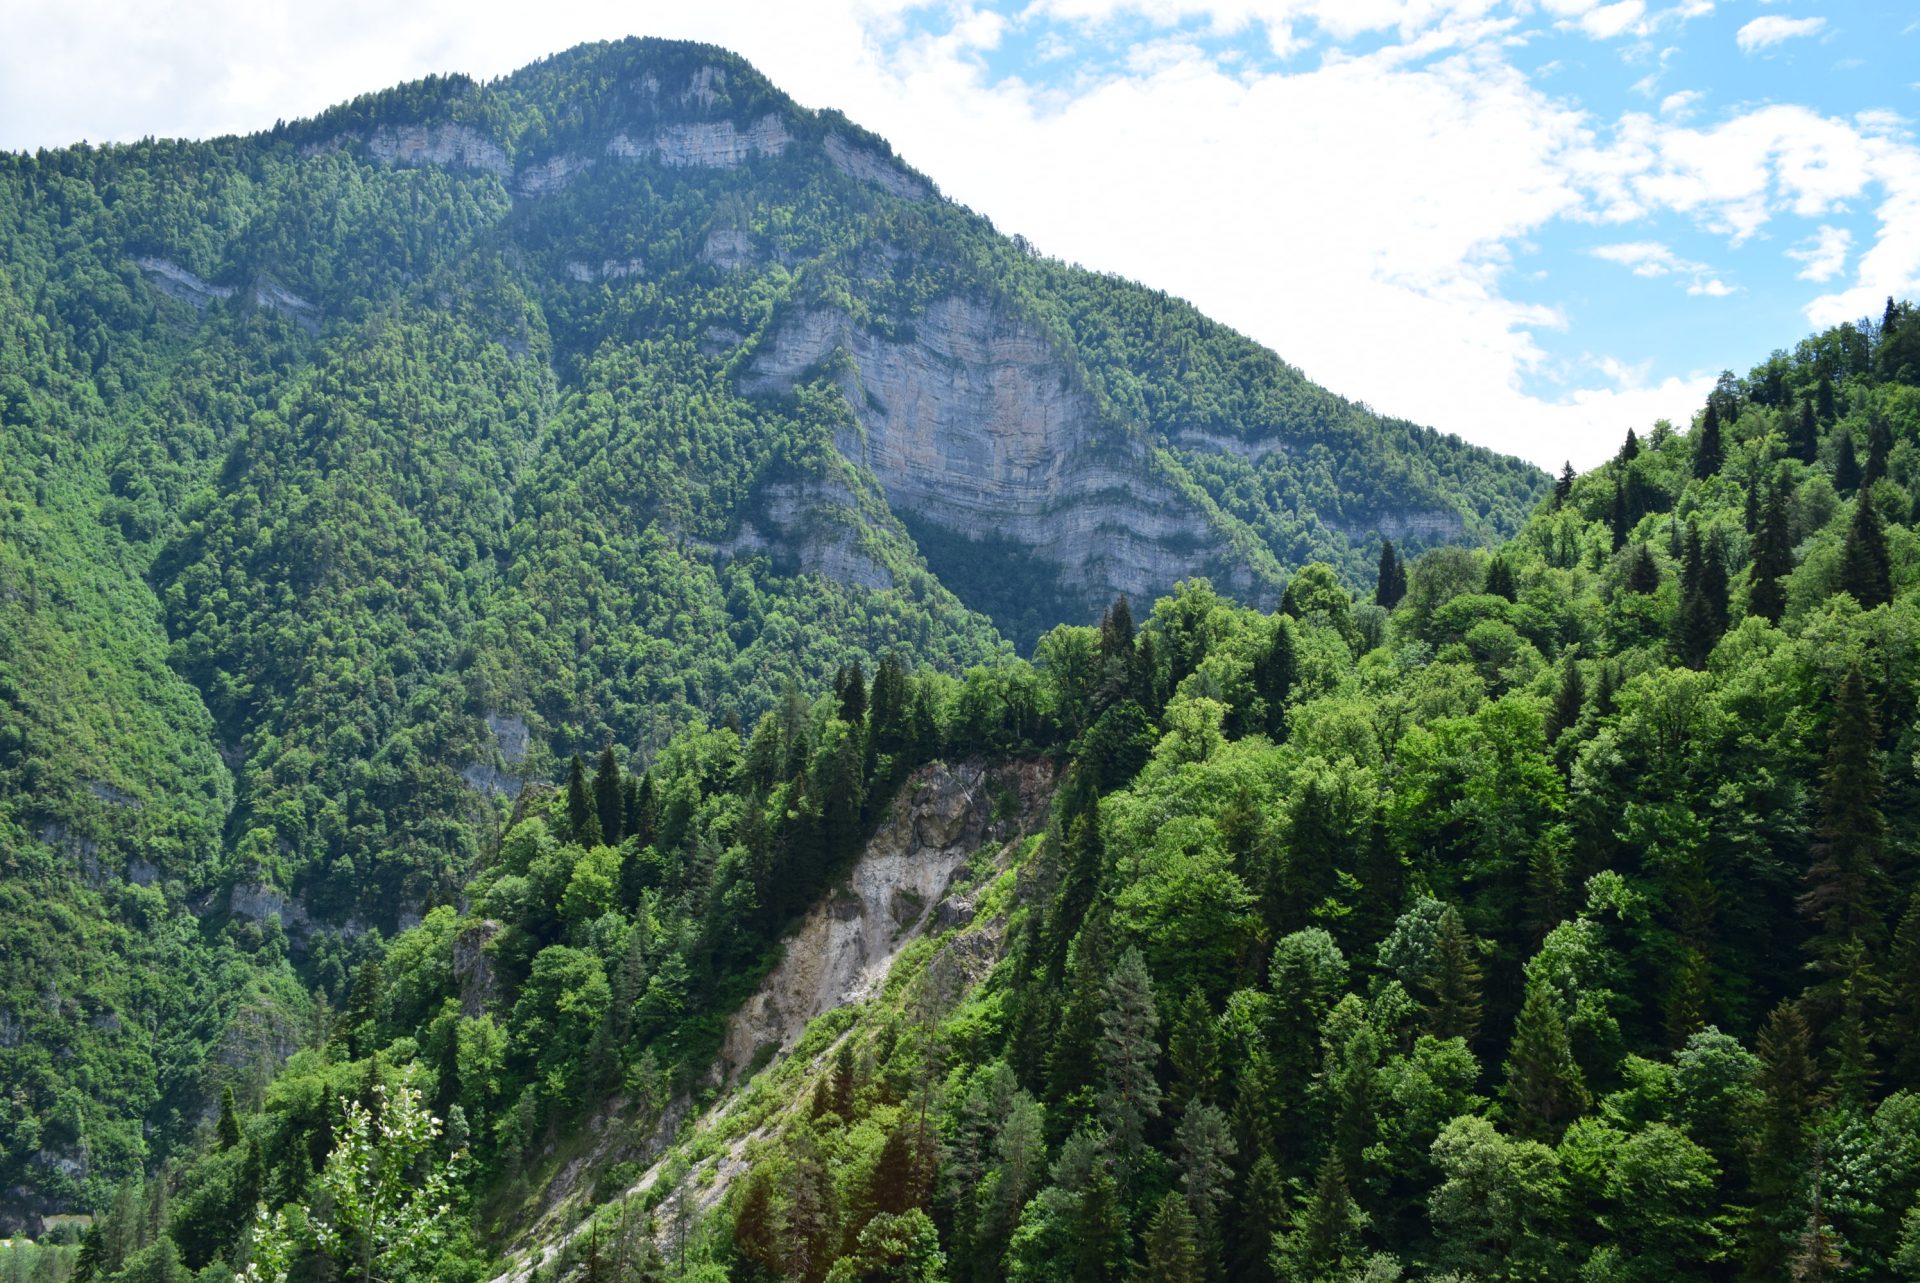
[1788,225,1853,281]
[1735,15,1825,54]
[1590,241,1733,295]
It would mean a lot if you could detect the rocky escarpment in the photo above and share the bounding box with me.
[742,294,1277,618]
[719,757,1052,1078]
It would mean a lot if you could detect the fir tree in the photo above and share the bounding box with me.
[1674,523,1720,669]
[1175,1103,1235,1274]
[1503,978,1588,1142]
[1891,891,1920,1089]
[1748,474,1796,625]
[1230,1152,1288,1283]
[1167,989,1222,1118]
[592,746,623,846]
[216,1084,242,1150]
[836,659,868,726]
[1138,1192,1203,1283]
[1693,400,1724,479]
[1626,543,1660,594]
[1286,1152,1363,1279]
[1422,906,1484,1043]
[1374,540,1400,608]
[1838,489,1893,609]
[1816,369,1836,422]
[1554,461,1576,509]
[1484,554,1516,601]
[1792,397,1820,465]
[1096,947,1162,1169]
[1799,667,1890,976]
[1834,432,1861,493]
[1546,657,1584,743]
[1864,414,1893,487]
[1609,476,1630,551]
[1703,527,1731,635]
[1619,428,1641,463]
[1251,617,1298,740]
[565,754,594,844]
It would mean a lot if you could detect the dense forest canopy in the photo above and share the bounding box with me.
[10,30,1920,1283]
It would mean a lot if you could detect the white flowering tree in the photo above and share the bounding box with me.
[244,1077,464,1283]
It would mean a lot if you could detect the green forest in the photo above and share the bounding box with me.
[5,31,1920,1283]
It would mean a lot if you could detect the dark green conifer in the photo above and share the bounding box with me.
[1167,989,1222,1118]
[1503,978,1588,1142]
[1748,474,1796,624]
[1546,657,1584,744]
[1626,543,1660,594]
[1229,1152,1288,1283]
[1609,476,1630,551]
[1834,432,1861,492]
[1252,617,1297,740]
[1674,523,1719,669]
[1138,1192,1203,1283]
[1799,667,1890,974]
[1423,906,1484,1043]
[1693,400,1724,478]
[1619,428,1641,464]
[1554,461,1575,508]
[565,753,594,843]
[1794,398,1820,464]
[1483,554,1516,601]
[1838,489,1892,608]
[592,746,623,845]
[1374,540,1405,608]
[216,1085,241,1150]
[836,659,868,726]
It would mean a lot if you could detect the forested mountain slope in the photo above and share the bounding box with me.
[0,36,1542,1228]
[21,300,1920,1283]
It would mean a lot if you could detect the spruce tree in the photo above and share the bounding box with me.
[1230,1152,1288,1283]
[1484,554,1516,601]
[1793,397,1821,465]
[1864,414,1893,487]
[1748,474,1796,624]
[1703,527,1730,635]
[1422,906,1484,1043]
[565,753,594,843]
[1138,1192,1203,1283]
[1252,617,1297,740]
[1626,543,1660,594]
[1167,989,1222,1118]
[1816,369,1836,421]
[1609,476,1630,551]
[1554,461,1575,509]
[1889,890,1920,1089]
[1799,667,1890,975]
[1693,400,1724,478]
[1546,657,1584,743]
[1096,946,1162,1169]
[836,659,868,726]
[1619,428,1641,464]
[1289,1152,1362,1278]
[592,746,623,845]
[1374,541,1403,608]
[216,1085,241,1150]
[1674,523,1719,669]
[1503,977,1588,1142]
[1175,1103,1235,1273]
[1834,432,1861,492]
[1838,489,1893,608]
[1745,1003,1818,1279]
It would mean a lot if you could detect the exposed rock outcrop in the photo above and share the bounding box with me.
[606,114,790,168]
[824,132,929,200]
[137,257,233,310]
[709,477,894,590]
[367,123,510,178]
[742,294,1276,614]
[718,758,1052,1078]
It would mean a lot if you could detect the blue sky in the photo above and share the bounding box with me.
[6,0,1919,468]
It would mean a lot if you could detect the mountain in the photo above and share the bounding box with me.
[0,36,1544,1227]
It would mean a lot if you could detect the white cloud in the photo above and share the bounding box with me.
[1591,240,1734,294]
[1735,15,1825,54]
[1788,224,1853,281]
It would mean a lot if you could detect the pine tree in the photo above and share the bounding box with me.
[1834,432,1861,493]
[1748,474,1796,624]
[1097,947,1161,1170]
[1546,657,1584,743]
[1554,461,1575,509]
[1138,1192,1203,1283]
[1503,977,1588,1142]
[1423,905,1484,1043]
[1838,489,1893,608]
[592,746,623,846]
[1693,400,1724,478]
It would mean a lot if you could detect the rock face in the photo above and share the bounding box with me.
[824,132,930,201]
[137,257,233,310]
[606,114,791,168]
[717,758,1053,1079]
[367,123,510,178]
[714,477,894,590]
[743,294,1276,615]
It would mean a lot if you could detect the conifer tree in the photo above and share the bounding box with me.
[1748,475,1796,624]
[1251,617,1298,740]
[216,1084,242,1150]
[1834,432,1861,492]
[1422,906,1484,1043]
[1703,527,1730,634]
[1484,554,1516,601]
[1891,891,1920,1089]
[1626,543,1660,594]
[1693,400,1724,479]
[1175,1103,1235,1273]
[1592,661,1617,718]
[1545,657,1584,743]
[1138,1192,1203,1283]
[1230,1152,1288,1283]
[1554,461,1575,508]
[1286,1152,1363,1279]
[1799,667,1890,977]
[1097,947,1162,1169]
[1816,369,1836,421]
[1503,977,1588,1142]
[1619,428,1641,464]
[1609,477,1630,551]
[1789,397,1818,465]
[1167,989,1222,1119]
[836,660,868,726]
[1864,414,1893,487]
[1838,489,1893,608]
[592,746,623,846]
[1674,523,1719,669]
[565,753,594,843]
